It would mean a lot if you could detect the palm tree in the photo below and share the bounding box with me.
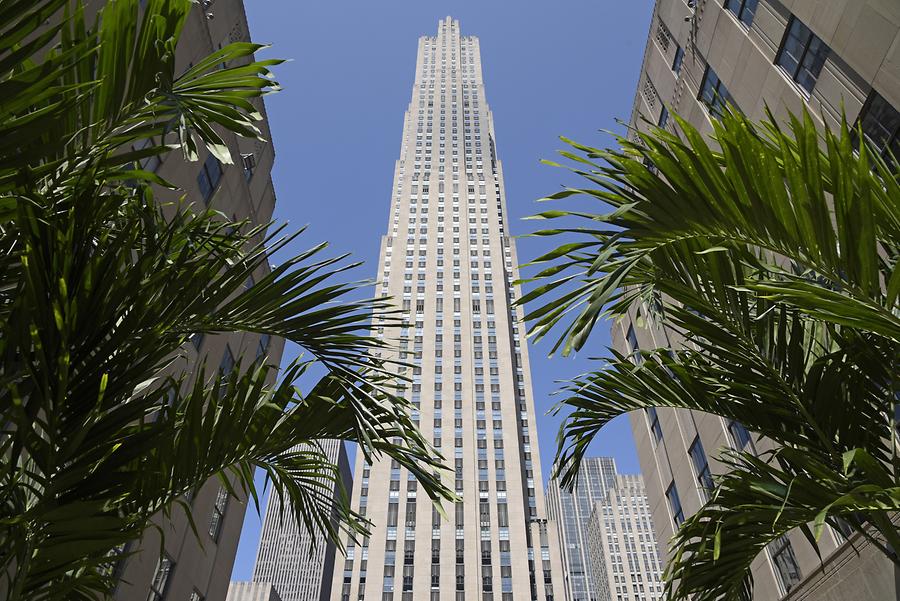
[0,1,453,598]
[518,108,900,600]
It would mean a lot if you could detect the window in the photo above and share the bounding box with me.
[147,555,174,601]
[728,420,752,450]
[197,154,223,203]
[698,65,735,118]
[658,106,669,129]
[208,485,229,541]
[241,153,256,181]
[625,324,641,363]
[688,436,714,497]
[646,408,663,443]
[665,481,684,526]
[724,0,758,26]
[776,16,830,94]
[770,534,802,593]
[218,345,235,398]
[256,334,271,361]
[189,591,204,601]
[642,76,659,110]
[132,137,162,173]
[672,45,684,74]
[855,90,900,168]
[191,333,204,352]
[655,20,671,54]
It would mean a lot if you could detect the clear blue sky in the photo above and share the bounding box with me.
[231,0,654,580]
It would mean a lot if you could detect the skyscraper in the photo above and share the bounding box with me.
[583,475,663,601]
[329,17,564,601]
[546,458,618,601]
[252,441,351,601]
[547,459,663,601]
[621,1,899,600]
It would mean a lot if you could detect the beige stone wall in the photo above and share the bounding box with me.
[622,2,899,599]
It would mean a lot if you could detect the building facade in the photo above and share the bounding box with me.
[546,458,618,601]
[620,1,899,600]
[252,441,352,601]
[329,17,564,601]
[583,475,663,601]
[104,2,285,601]
[227,582,284,601]
[547,459,663,601]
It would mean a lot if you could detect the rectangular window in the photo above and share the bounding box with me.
[658,106,669,128]
[625,323,641,364]
[672,45,684,74]
[728,420,752,450]
[218,345,235,398]
[646,407,663,443]
[770,534,802,593]
[147,555,174,601]
[197,154,223,203]
[724,0,758,26]
[855,90,900,168]
[698,65,735,118]
[688,436,714,497]
[666,481,685,526]
[256,334,271,361]
[776,16,830,94]
[208,485,229,541]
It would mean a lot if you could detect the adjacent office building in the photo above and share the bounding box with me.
[329,17,564,601]
[620,1,899,600]
[252,441,352,601]
[583,475,663,601]
[547,459,663,601]
[101,1,285,600]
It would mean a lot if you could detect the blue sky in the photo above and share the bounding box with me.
[231,0,654,579]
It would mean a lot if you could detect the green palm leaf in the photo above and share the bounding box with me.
[520,107,900,600]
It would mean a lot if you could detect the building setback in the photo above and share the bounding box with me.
[329,16,564,601]
[547,459,663,601]
[252,441,351,601]
[620,1,899,600]
[104,1,285,600]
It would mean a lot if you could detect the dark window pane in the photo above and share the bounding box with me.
[666,481,684,526]
[672,46,684,74]
[729,420,752,449]
[858,91,900,168]
[739,0,758,26]
[659,105,670,128]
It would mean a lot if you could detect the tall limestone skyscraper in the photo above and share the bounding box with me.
[330,17,563,601]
